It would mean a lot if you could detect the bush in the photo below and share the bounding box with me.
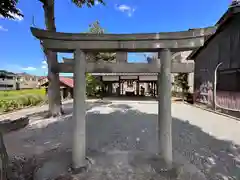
[0,94,46,113]
[186,92,194,104]
[171,91,183,98]
[86,73,102,97]
[0,89,45,98]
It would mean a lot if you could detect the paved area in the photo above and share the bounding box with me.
[3,101,240,180]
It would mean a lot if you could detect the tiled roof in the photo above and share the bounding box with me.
[40,76,74,88]
[59,77,73,88]
[0,70,16,76]
[38,76,47,80]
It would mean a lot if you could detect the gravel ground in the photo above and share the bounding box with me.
[3,100,240,180]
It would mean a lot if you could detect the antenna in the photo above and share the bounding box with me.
[31,15,36,27]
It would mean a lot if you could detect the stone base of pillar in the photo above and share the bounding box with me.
[71,165,88,175]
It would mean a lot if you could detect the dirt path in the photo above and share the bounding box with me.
[3,101,240,180]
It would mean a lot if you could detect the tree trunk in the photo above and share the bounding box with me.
[0,132,8,180]
[42,0,63,116]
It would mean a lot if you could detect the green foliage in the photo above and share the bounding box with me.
[85,21,116,97]
[86,73,102,97]
[71,0,105,7]
[88,20,105,34]
[0,95,46,113]
[86,21,116,62]
[0,89,47,113]
[0,89,45,98]
[0,0,23,19]
[174,73,190,97]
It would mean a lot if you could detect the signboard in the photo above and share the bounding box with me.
[139,76,157,81]
[120,76,138,80]
[102,76,119,81]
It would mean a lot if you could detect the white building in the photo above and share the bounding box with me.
[16,73,39,89]
[0,71,40,91]
[0,70,17,90]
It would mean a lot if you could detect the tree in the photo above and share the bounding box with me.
[0,131,8,180]
[85,21,116,97]
[86,73,102,97]
[38,0,105,117]
[86,21,116,62]
[174,73,189,99]
[0,2,22,178]
[0,0,23,19]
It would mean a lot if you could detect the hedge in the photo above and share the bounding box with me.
[0,89,46,112]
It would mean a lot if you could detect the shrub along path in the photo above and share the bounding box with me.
[0,99,74,121]
[0,89,47,114]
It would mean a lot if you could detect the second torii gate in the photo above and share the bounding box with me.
[31,27,213,171]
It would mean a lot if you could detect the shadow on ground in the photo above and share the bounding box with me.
[27,100,113,120]
[4,103,240,180]
[102,96,158,101]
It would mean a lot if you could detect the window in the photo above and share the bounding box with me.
[0,76,14,80]
[0,84,13,88]
[217,69,240,91]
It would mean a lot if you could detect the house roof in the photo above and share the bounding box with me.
[0,70,16,76]
[38,76,47,80]
[60,77,73,88]
[187,6,240,60]
[41,76,74,88]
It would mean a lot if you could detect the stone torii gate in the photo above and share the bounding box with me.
[31,27,213,170]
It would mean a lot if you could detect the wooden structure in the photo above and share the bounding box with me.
[187,6,240,111]
[64,57,160,97]
[63,52,197,97]
[96,73,159,97]
[31,26,213,170]
[41,77,74,100]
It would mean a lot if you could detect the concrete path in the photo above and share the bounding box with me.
[3,101,240,180]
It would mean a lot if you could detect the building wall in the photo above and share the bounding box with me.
[18,75,39,89]
[194,14,240,109]
[0,76,17,90]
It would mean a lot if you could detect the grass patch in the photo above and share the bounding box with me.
[0,89,47,113]
[0,89,46,98]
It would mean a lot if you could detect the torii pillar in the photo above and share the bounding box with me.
[158,49,173,168]
[72,49,87,170]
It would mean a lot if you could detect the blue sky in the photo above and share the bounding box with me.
[0,0,231,76]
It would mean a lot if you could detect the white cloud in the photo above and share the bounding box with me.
[21,67,37,71]
[115,4,136,17]
[41,60,47,69]
[0,25,8,31]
